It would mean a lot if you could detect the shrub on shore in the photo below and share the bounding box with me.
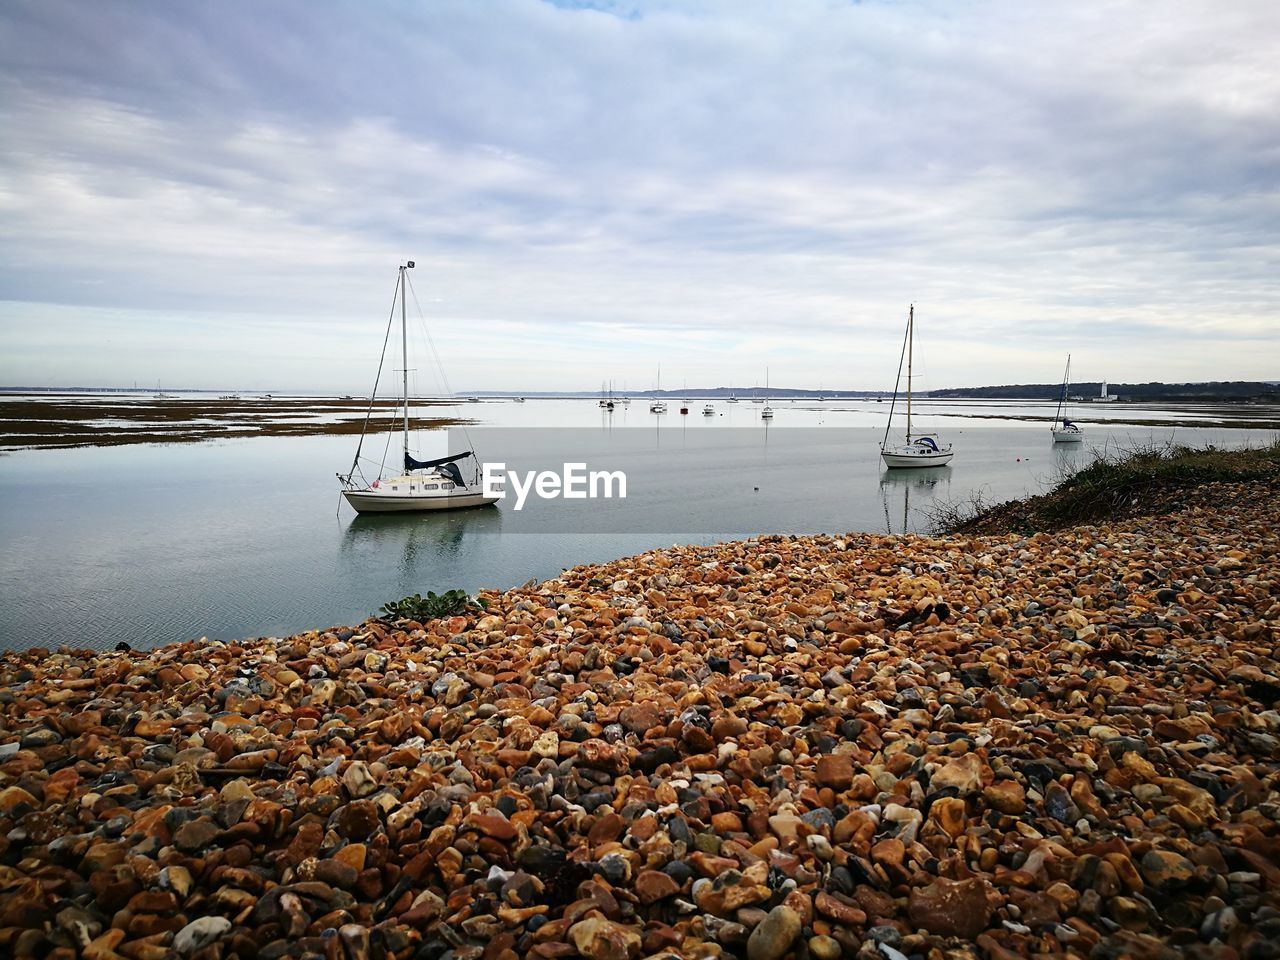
[378,589,486,622]
[928,438,1280,534]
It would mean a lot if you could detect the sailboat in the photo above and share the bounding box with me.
[761,369,773,419]
[1051,355,1084,443]
[880,305,953,468]
[338,262,499,513]
[649,364,667,414]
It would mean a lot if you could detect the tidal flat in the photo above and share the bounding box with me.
[0,395,467,450]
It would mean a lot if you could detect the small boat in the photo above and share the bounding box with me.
[702,404,715,416]
[1051,354,1084,443]
[880,305,953,468]
[650,364,667,413]
[727,394,738,403]
[338,261,499,514]
[761,369,773,419]
[513,397,526,403]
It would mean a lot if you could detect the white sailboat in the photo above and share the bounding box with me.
[761,369,773,419]
[649,364,667,414]
[880,305,953,468]
[1051,354,1084,443]
[338,262,499,513]
[702,404,715,416]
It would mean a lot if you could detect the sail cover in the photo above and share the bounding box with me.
[405,450,473,486]
[915,436,939,452]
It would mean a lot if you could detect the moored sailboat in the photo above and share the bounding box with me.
[1051,354,1084,443]
[338,262,499,513]
[880,305,953,468]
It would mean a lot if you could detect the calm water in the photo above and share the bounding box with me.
[1,397,1270,651]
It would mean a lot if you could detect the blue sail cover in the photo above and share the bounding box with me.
[404,450,472,486]
[916,436,939,452]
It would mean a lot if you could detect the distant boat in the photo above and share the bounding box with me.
[761,368,773,419]
[880,305,953,468]
[338,261,499,514]
[513,397,526,403]
[727,393,738,403]
[702,404,715,416]
[650,364,667,413]
[1051,354,1084,443]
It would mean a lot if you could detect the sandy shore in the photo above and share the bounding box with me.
[1,468,1277,959]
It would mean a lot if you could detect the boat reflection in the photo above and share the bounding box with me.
[340,506,503,568]
[878,466,952,535]
[1051,437,1090,472]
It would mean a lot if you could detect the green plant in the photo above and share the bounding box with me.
[378,589,486,622]
[927,438,1280,535]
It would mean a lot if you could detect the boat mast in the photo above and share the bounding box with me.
[906,304,914,442]
[401,262,413,465]
[1054,354,1070,428]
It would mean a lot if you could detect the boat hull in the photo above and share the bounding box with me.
[342,489,499,514]
[881,449,954,469]
[1052,429,1084,443]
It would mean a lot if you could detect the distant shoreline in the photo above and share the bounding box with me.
[4,392,1279,451]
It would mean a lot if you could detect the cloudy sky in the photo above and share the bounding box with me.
[1,0,1276,392]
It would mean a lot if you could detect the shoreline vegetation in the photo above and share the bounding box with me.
[928,440,1280,535]
[0,396,468,450]
[1,447,1278,957]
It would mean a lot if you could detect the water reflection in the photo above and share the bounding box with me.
[340,507,503,567]
[878,466,952,535]
[1050,438,1090,472]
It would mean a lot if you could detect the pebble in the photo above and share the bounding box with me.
[747,905,802,960]
[0,473,1277,959]
[173,916,231,954]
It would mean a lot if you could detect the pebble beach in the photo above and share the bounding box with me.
[2,472,1278,960]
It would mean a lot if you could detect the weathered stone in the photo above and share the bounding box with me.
[907,877,994,939]
[746,905,802,960]
[173,917,231,954]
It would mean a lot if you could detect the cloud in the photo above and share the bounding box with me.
[0,0,1277,390]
